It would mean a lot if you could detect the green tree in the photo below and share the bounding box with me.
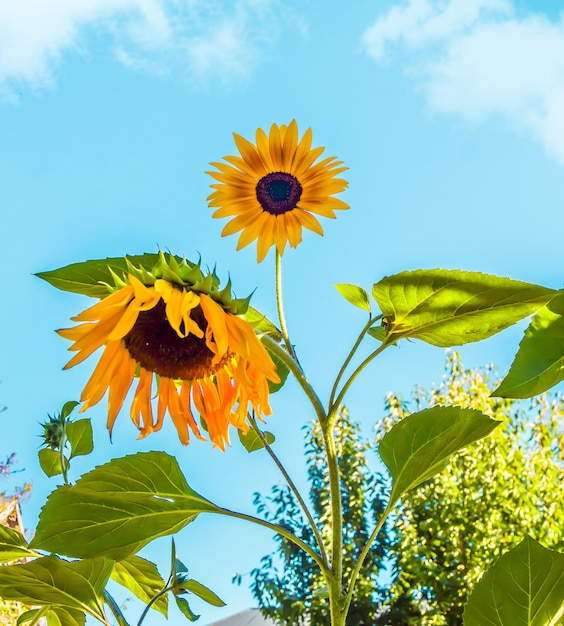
[250,353,564,626]
[378,351,564,625]
[250,406,390,626]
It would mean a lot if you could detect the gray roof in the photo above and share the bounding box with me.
[207,609,276,626]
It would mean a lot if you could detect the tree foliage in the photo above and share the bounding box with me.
[378,351,564,625]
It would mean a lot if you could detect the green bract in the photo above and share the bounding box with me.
[36,251,251,315]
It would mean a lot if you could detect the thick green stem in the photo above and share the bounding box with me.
[322,417,344,621]
[249,415,328,564]
[261,334,327,424]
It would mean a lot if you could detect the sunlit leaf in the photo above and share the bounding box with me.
[31,452,219,560]
[0,525,38,563]
[372,269,554,347]
[111,556,167,617]
[463,536,564,626]
[494,293,564,398]
[174,596,199,622]
[38,449,67,478]
[66,419,94,459]
[179,579,225,607]
[60,401,79,421]
[263,340,290,394]
[238,428,275,453]
[244,307,281,336]
[334,283,371,312]
[379,406,500,507]
[0,556,111,621]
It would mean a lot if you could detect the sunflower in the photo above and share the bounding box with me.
[207,120,349,262]
[55,256,280,451]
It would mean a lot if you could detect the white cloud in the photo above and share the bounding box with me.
[362,0,564,164]
[0,0,275,92]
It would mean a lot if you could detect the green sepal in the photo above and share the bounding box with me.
[173,596,199,622]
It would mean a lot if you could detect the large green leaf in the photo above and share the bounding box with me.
[0,525,38,563]
[372,270,554,347]
[463,537,564,626]
[494,294,564,398]
[18,607,86,626]
[30,452,219,560]
[111,556,167,617]
[66,419,94,459]
[379,406,500,507]
[0,556,111,621]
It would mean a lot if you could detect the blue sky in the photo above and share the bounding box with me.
[1,0,564,623]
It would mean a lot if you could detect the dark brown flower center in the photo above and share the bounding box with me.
[256,172,303,216]
[124,300,229,380]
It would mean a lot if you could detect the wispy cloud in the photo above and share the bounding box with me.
[362,0,564,164]
[0,0,276,93]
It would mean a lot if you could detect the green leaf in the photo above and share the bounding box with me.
[334,283,371,312]
[174,596,199,622]
[238,428,275,453]
[264,340,290,393]
[60,401,79,421]
[0,525,38,563]
[44,607,85,626]
[244,307,281,336]
[38,449,67,478]
[494,293,564,398]
[0,556,112,621]
[31,452,219,560]
[66,419,94,459]
[111,556,167,617]
[463,536,564,626]
[379,406,500,507]
[179,580,225,607]
[372,269,555,347]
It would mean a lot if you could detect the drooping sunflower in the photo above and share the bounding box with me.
[207,120,349,262]
[49,253,280,451]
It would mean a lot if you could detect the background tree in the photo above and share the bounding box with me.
[377,351,564,625]
[250,353,564,626]
[249,406,390,626]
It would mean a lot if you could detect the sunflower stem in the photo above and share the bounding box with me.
[105,590,130,626]
[248,414,328,565]
[342,504,393,616]
[261,335,326,424]
[328,314,382,409]
[136,585,170,626]
[214,507,330,577]
[275,251,299,363]
[321,411,345,621]
[329,342,389,420]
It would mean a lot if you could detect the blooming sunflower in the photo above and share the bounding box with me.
[54,254,280,451]
[207,120,349,262]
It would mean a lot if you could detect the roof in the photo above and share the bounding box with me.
[207,609,277,626]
